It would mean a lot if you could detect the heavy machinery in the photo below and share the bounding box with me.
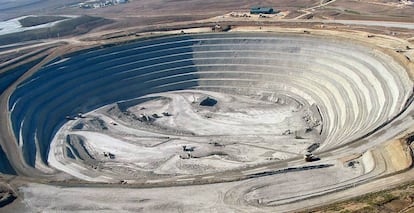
[304,152,319,162]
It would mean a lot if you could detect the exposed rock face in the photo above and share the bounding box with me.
[199,97,218,107]
[0,184,16,208]
[3,33,413,181]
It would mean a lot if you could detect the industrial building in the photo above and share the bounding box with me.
[250,7,277,14]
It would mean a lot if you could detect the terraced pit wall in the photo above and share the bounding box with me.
[3,32,413,176]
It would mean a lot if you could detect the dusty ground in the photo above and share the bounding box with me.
[49,90,318,181]
[308,180,414,213]
[0,26,412,213]
[1,0,414,212]
[1,0,413,27]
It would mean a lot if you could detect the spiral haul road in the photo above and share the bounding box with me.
[1,31,414,212]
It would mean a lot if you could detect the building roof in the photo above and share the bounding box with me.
[251,7,273,10]
[250,7,275,14]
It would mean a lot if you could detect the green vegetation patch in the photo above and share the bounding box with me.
[19,16,68,27]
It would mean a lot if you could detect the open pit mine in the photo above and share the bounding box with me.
[1,32,414,212]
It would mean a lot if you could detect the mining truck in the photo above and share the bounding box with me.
[304,152,319,162]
